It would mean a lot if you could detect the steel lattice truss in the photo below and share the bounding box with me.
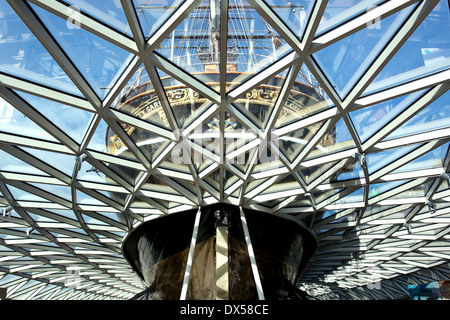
[0,0,449,300]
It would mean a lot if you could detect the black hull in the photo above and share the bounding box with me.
[123,204,317,300]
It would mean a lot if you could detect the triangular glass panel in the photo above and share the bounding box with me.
[20,147,75,176]
[28,183,72,202]
[6,184,51,202]
[14,90,94,144]
[140,178,186,202]
[27,211,58,223]
[203,169,221,193]
[93,119,140,162]
[102,157,140,186]
[76,190,106,206]
[180,111,223,165]
[437,178,450,192]
[313,3,416,99]
[159,152,193,180]
[81,213,108,225]
[312,188,343,205]
[305,118,355,160]
[31,3,135,99]
[157,68,216,129]
[0,97,58,142]
[86,118,110,153]
[350,90,426,142]
[383,91,450,141]
[94,211,126,226]
[225,126,259,167]
[110,65,172,130]
[231,69,288,129]
[0,1,82,96]
[45,209,79,222]
[316,0,385,36]
[366,0,450,96]
[279,120,324,163]
[120,122,171,164]
[390,184,427,200]
[258,179,302,200]
[264,0,316,39]
[300,160,337,185]
[155,0,222,92]
[368,179,411,199]
[243,176,271,197]
[226,0,293,91]
[77,160,107,183]
[331,157,364,183]
[0,149,49,176]
[365,143,422,175]
[224,169,241,193]
[392,142,450,174]
[275,64,332,129]
[332,188,364,204]
[63,0,131,34]
[134,0,184,39]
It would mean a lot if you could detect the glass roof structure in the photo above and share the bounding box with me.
[0,0,449,300]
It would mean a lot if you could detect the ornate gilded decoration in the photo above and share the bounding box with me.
[109,134,124,154]
[207,118,236,132]
[239,88,279,106]
[108,84,335,154]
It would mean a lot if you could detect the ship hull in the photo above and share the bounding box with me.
[123,204,317,300]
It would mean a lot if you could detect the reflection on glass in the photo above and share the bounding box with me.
[0,97,58,142]
[366,0,450,95]
[0,1,82,95]
[300,161,336,185]
[157,69,215,129]
[15,90,94,144]
[365,143,419,175]
[313,4,415,99]
[232,70,287,128]
[112,66,172,129]
[333,159,364,182]
[20,147,75,176]
[392,142,449,174]
[332,188,364,204]
[226,0,292,90]
[368,179,411,198]
[32,3,134,99]
[6,184,50,202]
[134,0,184,38]
[275,65,331,129]
[0,149,49,175]
[264,0,315,39]
[305,118,355,160]
[384,91,450,141]
[77,160,107,183]
[350,90,425,142]
[316,0,384,36]
[156,0,293,92]
[280,121,325,163]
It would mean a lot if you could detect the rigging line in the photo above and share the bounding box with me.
[236,0,255,70]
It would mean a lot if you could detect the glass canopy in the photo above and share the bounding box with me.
[0,0,449,300]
